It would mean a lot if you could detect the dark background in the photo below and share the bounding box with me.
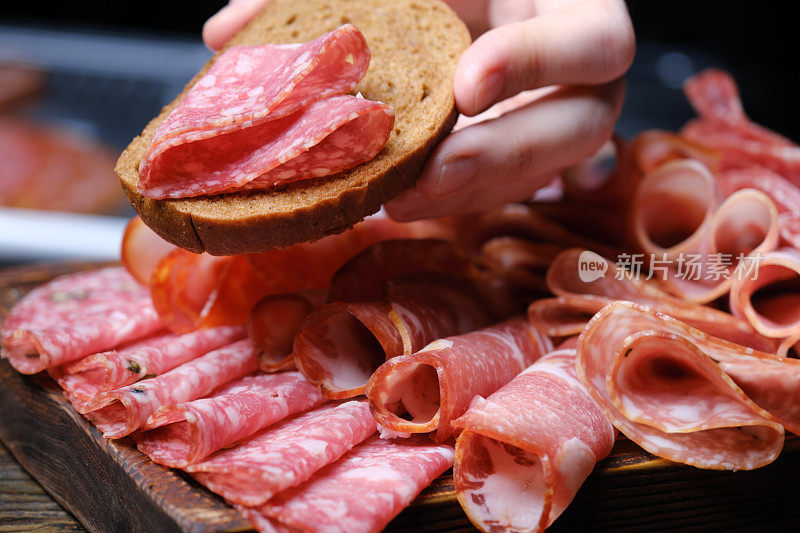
[1,1,797,139]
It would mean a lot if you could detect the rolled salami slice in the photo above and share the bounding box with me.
[186,400,376,506]
[729,248,800,341]
[576,302,789,470]
[294,276,492,398]
[452,349,615,533]
[327,238,469,303]
[530,248,777,351]
[136,371,323,467]
[52,325,245,413]
[246,435,454,533]
[151,217,451,334]
[139,25,394,199]
[1,267,163,374]
[85,339,257,438]
[120,216,177,287]
[704,188,779,301]
[368,317,552,442]
[250,291,325,372]
[458,203,618,260]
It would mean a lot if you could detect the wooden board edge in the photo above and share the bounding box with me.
[0,359,253,533]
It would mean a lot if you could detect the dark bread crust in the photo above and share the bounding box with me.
[115,0,470,255]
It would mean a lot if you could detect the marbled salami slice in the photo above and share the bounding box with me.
[368,317,552,442]
[136,371,323,467]
[1,267,162,374]
[294,276,492,399]
[139,25,394,199]
[530,248,777,351]
[52,325,245,413]
[576,302,790,470]
[452,349,615,533]
[85,339,257,438]
[186,400,375,506]
[245,435,454,533]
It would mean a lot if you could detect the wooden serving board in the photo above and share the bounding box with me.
[2,262,800,532]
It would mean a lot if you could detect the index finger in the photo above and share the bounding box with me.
[203,0,271,51]
[455,0,635,116]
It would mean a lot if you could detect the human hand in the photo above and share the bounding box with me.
[387,0,634,220]
[203,0,634,220]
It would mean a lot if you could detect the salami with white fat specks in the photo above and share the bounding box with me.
[293,276,493,399]
[52,325,245,413]
[138,24,393,199]
[135,371,324,468]
[85,339,258,438]
[243,435,454,533]
[367,316,552,442]
[452,349,615,533]
[1,267,162,374]
[186,400,376,506]
[576,302,794,471]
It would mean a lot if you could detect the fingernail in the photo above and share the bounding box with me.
[435,156,478,197]
[474,70,504,113]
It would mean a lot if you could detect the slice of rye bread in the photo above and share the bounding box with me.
[115,0,470,255]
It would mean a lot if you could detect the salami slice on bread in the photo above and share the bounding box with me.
[116,0,470,255]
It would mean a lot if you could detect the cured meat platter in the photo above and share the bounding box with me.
[2,262,800,532]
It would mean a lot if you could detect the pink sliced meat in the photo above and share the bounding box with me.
[684,69,796,147]
[186,400,376,506]
[246,435,454,533]
[367,317,552,442]
[249,291,326,373]
[52,325,245,413]
[576,302,791,470]
[85,339,257,438]
[729,248,800,344]
[293,276,493,399]
[327,239,470,303]
[473,237,562,296]
[1,267,162,374]
[630,161,778,302]
[139,24,394,199]
[135,371,323,467]
[451,349,615,533]
[529,248,777,351]
[681,70,800,184]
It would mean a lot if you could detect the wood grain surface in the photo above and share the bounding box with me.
[2,262,800,532]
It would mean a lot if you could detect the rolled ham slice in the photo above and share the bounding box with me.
[630,158,779,302]
[139,25,394,198]
[529,248,777,352]
[367,317,552,442]
[452,349,615,533]
[135,371,323,467]
[85,339,258,438]
[293,276,492,398]
[576,302,792,470]
[186,400,376,506]
[1,267,163,374]
[242,435,454,533]
[729,248,800,344]
[52,325,245,413]
[629,158,718,262]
